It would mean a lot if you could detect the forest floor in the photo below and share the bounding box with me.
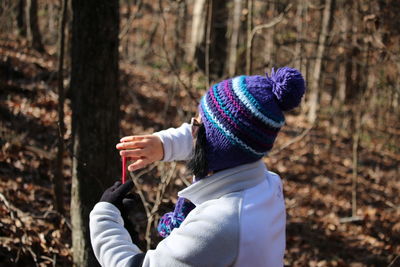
[1,38,400,267]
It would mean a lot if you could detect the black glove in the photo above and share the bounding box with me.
[121,193,142,245]
[100,180,134,211]
[122,193,142,219]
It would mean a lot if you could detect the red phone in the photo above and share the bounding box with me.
[122,156,127,184]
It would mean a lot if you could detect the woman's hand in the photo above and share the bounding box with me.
[116,135,164,171]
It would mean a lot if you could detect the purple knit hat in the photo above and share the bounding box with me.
[199,67,306,172]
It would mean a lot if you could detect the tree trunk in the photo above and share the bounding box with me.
[227,0,242,76]
[264,0,275,69]
[53,0,68,215]
[26,0,45,52]
[188,0,228,78]
[70,0,120,266]
[300,1,309,115]
[47,2,56,44]
[187,0,207,65]
[245,0,253,75]
[294,0,304,71]
[346,0,360,103]
[209,0,228,78]
[337,1,351,104]
[307,0,334,123]
[173,0,187,67]
[17,0,27,37]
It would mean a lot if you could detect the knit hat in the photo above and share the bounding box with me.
[199,67,306,172]
[157,198,196,238]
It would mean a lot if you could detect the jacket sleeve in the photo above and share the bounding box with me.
[89,202,143,267]
[153,123,193,162]
[141,197,240,267]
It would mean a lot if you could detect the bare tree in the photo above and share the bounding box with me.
[346,0,361,103]
[17,0,26,37]
[246,6,286,75]
[264,0,276,69]
[246,0,253,75]
[25,0,45,52]
[173,0,188,67]
[307,0,334,123]
[187,0,207,65]
[227,0,242,76]
[294,0,304,72]
[53,0,69,215]
[187,0,228,78]
[70,0,120,265]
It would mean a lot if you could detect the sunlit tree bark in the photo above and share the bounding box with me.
[307,0,334,123]
[227,0,242,76]
[188,0,228,78]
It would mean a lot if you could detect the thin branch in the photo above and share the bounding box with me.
[0,192,27,222]
[40,255,56,266]
[157,0,197,102]
[119,0,143,41]
[269,124,313,156]
[129,161,176,250]
[145,162,176,250]
[246,4,291,74]
[128,164,158,217]
[26,246,39,266]
[179,174,192,187]
[388,255,400,267]
[150,162,176,218]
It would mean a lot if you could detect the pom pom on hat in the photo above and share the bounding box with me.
[157,211,186,238]
[157,197,195,238]
[269,67,306,111]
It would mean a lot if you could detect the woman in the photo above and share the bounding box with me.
[90,67,306,267]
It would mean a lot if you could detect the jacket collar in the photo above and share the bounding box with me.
[178,160,266,206]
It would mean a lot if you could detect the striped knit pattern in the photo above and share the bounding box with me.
[157,197,195,238]
[199,68,305,172]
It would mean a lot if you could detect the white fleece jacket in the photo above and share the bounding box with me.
[90,124,286,267]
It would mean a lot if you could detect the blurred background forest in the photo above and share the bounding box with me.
[0,0,399,266]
